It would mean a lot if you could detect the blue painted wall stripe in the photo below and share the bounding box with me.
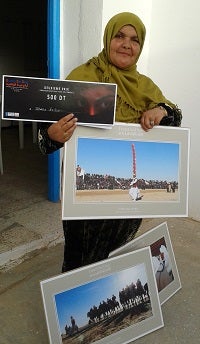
[47,0,60,202]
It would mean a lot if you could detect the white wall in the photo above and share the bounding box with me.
[60,0,81,78]
[145,0,200,220]
[61,0,200,221]
[60,0,103,79]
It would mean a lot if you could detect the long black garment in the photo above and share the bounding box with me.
[61,218,142,271]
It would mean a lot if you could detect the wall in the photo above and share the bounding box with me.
[60,0,103,79]
[146,0,200,220]
[60,0,81,78]
[60,0,200,221]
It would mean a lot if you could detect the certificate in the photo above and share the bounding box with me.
[2,75,117,127]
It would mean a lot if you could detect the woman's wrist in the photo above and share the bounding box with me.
[157,102,175,117]
[158,105,168,117]
[38,124,63,155]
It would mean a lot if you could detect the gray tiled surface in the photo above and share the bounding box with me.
[0,125,63,270]
[0,217,199,344]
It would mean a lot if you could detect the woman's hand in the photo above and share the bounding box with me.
[47,113,77,143]
[140,107,167,131]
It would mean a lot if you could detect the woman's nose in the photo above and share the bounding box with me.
[122,37,131,49]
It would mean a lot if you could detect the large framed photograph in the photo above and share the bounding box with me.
[40,247,163,344]
[109,222,181,305]
[62,123,190,219]
[1,75,117,127]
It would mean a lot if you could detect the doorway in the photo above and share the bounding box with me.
[0,0,48,197]
[0,0,47,83]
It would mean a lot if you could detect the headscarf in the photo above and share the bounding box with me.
[67,12,175,123]
[102,12,146,64]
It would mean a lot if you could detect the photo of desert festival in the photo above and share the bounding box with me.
[55,263,152,343]
[75,138,179,203]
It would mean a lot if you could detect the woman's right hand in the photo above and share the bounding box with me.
[47,113,77,143]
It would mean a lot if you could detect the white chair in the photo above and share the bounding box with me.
[18,121,38,149]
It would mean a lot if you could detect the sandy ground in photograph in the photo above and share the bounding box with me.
[62,304,152,344]
[75,189,179,202]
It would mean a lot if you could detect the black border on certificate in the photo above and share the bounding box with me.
[40,247,163,344]
[109,222,181,305]
[2,75,117,127]
[62,123,190,219]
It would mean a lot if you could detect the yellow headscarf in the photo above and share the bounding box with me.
[67,12,175,123]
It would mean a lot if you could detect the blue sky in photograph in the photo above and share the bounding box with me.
[76,137,179,181]
[55,263,147,334]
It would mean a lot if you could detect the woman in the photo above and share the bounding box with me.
[38,12,182,272]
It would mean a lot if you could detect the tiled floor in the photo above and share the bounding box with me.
[0,125,63,270]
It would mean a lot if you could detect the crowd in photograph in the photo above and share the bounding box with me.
[76,168,178,192]
[63,278,150,339]
[86,278,149,325]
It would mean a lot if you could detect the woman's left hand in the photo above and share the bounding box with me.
[140,107,167,131]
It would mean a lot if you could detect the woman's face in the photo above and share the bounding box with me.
[109,25,141,69]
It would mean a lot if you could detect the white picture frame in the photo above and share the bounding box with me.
[40,247,163,344]
[109,222,182,305]
[62,123,190,219]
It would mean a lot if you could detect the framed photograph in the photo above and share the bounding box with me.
[62,123,190,219]
[40,247,163,344]
[1,75,117,127]
[109,222,182,305]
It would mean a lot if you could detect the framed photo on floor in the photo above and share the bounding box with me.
[109,222,182,305]
[40,247,163,344]
[62,123,190,220]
